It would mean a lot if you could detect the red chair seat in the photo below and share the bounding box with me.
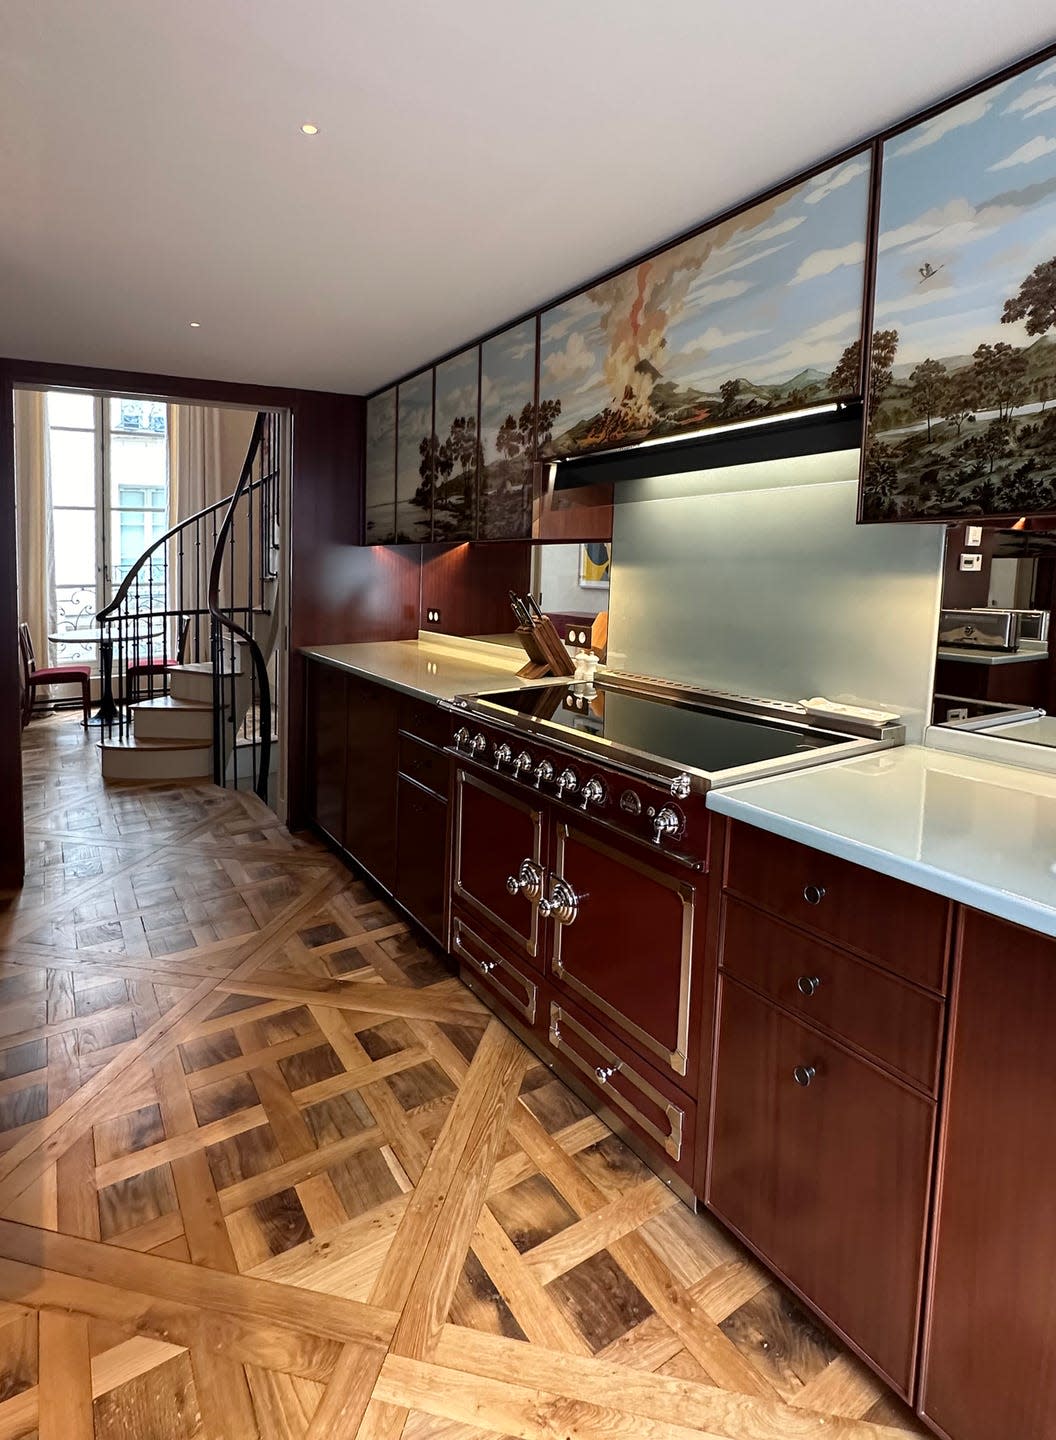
[32,664,93,682]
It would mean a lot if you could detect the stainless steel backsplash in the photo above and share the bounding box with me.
[606,450,945,743]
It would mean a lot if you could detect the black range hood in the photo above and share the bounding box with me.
[551,402,864,491]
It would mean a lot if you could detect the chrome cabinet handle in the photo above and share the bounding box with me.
[476,957,499,975]
[803,884,826,906]
[594,1062,620,1084]
[793,1064,817,1087]
[796,975,821,997]
[505,859,544,902]
[539,876,584,925]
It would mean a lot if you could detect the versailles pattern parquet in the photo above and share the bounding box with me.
[0,715,931,1439]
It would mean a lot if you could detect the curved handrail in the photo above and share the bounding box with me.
[208,412,273,802]
[97,490,233,623]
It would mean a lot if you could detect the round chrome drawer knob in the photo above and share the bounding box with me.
[793,1064,817,1087]
[796,975,822,997]
[803,884,826,906]
[594,1063,619,1084]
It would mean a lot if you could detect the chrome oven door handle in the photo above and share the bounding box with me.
[540,875,585,926]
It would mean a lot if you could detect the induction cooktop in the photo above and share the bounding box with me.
[451,673,904,794]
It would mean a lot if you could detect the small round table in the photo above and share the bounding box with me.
[48,629,119,727]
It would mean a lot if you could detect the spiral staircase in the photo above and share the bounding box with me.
[95,411,285,803]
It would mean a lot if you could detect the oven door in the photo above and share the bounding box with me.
[452,766,546,966]
[547,819,698,1084]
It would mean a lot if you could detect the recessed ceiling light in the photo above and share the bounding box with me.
[300,122,319,136]
[189,321,201,328]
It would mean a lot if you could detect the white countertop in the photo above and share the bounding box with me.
[708,744,1056,938]
[301,634,551,703]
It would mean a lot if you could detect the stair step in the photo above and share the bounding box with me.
[99,734,213,782]
[170,662,243,704]
[132,695,213,742]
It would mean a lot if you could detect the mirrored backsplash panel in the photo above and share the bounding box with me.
[607,450,946,744]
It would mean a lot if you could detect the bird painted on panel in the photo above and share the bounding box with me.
[918,262,944,283]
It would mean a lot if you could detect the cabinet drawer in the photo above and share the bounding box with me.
[398,732,450,799]
[399,695,451,748]
[721,898,944,1093]
[548,997,696,1186]
[453,917,539,1029]
[708,976,935,1398]
[725,822,949,992]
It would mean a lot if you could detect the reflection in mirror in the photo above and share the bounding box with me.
[531,542,612,658]
[934,523,1055,742]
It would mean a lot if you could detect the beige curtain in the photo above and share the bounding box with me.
[168,405,257,661]
[13,389,56,665]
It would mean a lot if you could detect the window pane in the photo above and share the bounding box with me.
[112,507,167,603]
[110,398,167,435]
[49,427,95,506]
[53,508,97,588]
[47,391,95,429]
[110,432,167,505]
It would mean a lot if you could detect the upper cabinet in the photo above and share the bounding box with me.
[432,348,480,542]
[396,371,434,544]
[479,320,537,541]
[860,53,1056,522]
[364,388,396,545]
[537,155,872,460]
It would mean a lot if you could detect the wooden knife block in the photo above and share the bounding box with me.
[515,616,577,680]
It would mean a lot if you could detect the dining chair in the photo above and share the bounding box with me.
[125,616,191,703]
[18,623,92,728]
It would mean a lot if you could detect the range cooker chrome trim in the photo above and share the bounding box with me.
[445,672,903,797]
[453,919,538,1025]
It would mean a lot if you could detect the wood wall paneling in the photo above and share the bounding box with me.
[420,541,530,638]
[0,375,23,887]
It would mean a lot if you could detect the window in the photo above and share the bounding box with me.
[46,392,169,663]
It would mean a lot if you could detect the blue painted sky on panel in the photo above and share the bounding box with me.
[876,55,1056,371]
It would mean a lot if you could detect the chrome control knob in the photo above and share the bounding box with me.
[555,768,579,800]
[533,759,554,789]
[511,750,532,779]
[793,1064,817,1087]
[454,727,470,750]
[651,805,681,845]
[469,732,487,756]
[579,777,605,810]
[493,742,513,769]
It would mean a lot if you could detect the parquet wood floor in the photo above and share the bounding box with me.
[0,715,931,1439]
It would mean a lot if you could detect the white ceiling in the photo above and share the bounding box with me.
[2,2,1053,396]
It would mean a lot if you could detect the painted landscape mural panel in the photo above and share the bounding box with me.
[862,54,1056,520]
[479,320,539,540]
[364,387,396,544]
[432,347,480,541]
[396,371,434,543]
[537,153,872,459]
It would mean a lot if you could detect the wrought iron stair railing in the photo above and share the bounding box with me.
[95,410,282,802]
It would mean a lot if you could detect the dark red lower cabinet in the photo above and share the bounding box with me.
[921,911,1056,1440]
[708,976,935,1399]
[452,914,542,1034]
[395,778,448,947]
